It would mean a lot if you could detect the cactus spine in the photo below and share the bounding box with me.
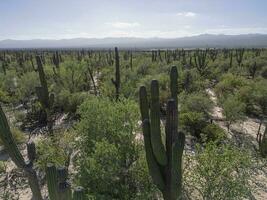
[139,66,185,200]
[0,105,43,200]
[111,47,120,101]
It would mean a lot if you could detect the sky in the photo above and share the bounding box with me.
[0,0,267,40]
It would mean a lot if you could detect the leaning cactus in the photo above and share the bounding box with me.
[0,105,43,200]
[111,47,120,101]
[139,66,185,200]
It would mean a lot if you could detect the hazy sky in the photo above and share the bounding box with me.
[1,0,267,40]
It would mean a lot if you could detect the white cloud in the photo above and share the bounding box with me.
[105,22,140,29]
[176,12,196,17]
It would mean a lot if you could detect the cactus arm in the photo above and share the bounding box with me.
[0,106,26,168]
[139,87,165,191]
[143,119,165,191]
[150,80,167,166]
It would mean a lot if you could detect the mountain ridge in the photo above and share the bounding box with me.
[1,34,267,49]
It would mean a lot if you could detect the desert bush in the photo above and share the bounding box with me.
[36,130,75,170]
[75,97,156,199]
[201,123,227,143]
[184,142,254,200]
[222,95,246,131]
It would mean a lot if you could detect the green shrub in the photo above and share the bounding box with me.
[201,123,227,143]
[184,142,253,200]
[75,97,156,199]
[222,95,246,131]
[36,131,75,170]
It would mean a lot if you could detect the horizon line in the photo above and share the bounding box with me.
[1,33,266,41]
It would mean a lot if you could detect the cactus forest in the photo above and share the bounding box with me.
[0,47,266,200]
[1,1,267,200]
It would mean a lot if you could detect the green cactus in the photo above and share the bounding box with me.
[36,55,50,108]
[46,163,85,200]
[193,49,208,76]
[235,48,245,67]
[111,47,120,101]
[72,186,85,200]
[139,66,185,200]
[258,124,267,158]
[57,166,72,200]
[46,164,59,200]
[0,105,43,200]
[35,55,54,133]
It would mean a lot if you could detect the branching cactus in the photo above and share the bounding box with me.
[235,48,245,67]
[0,105,43,200]
[193,49,208,76]
[139,66,185,200]
[111,47,121,101]
[208,48,218,62]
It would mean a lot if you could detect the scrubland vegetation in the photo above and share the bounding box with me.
[0,47,266,199]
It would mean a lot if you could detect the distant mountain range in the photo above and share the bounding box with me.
[1,34,267,49]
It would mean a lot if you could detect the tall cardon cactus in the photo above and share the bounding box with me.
[35,55,54,133]
[139,66,185,200]
[111,47,121,101]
